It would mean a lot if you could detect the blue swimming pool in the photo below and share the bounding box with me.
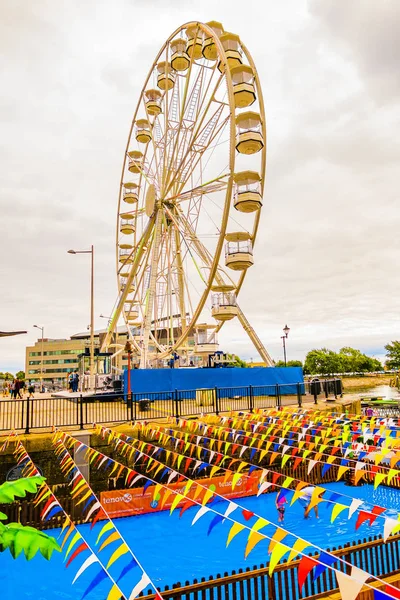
[2,482,399,600]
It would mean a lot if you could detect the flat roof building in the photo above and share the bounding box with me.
[25,328,129,386]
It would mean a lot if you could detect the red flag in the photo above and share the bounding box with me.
[298,556,318,591]
[355,511,373,530]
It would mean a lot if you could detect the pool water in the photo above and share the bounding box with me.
[2,482,400,599]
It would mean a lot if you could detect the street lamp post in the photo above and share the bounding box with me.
[33,325,44,392]
[68,246,95,388]
[281,324,290,367]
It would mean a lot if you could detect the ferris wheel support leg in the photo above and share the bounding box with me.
[140,209,163,369]
[236,305,274,367]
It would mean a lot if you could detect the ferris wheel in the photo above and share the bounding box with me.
[102,21,274,368]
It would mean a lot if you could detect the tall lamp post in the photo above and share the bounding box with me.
[33,325,44,391]
[281,324,290,367]
[68,246,95,388]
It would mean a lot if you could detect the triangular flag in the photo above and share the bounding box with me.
[245,531,266,558]
[313,551,338,580]
[298,556,318,591]
[106,583,123,600]
[257,482,272,497]
[384,517,400,542]
[335,566,369,600]
[287,539,311,562]
[106,543,129,569]
[268,528,287,553]
[226,522,246,547]
[191,505,210,525]
[349,498,363,518]
[72,554,98,584]
[374,473,387,490]
[268,542,289,576]
[330,503,348,523]
[128,573,151,600]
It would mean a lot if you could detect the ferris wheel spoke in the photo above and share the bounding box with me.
[166,71,228,197]
[140,209,164,368]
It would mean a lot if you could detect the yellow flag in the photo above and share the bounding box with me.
[336,466,349,481]
[387,469,399,484]
[170,493,185,514]
[330,503,348,523]
[282,476,293,489]
[106,543,129,569]
[226,522,246,547]
[231,472,243,490]
[251,517,269,532]
[96,521,114,545]
[287,539,310,562]
[269,542,289,576]
[107,584,122,600]
[374,473,387,489]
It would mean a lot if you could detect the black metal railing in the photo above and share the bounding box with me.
[0,379,344,433]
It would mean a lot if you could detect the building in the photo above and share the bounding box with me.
[25,328,129,386]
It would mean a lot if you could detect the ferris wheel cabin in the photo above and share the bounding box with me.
[218,32,242,72]
[235,111,264,155]
[120,215,135,235]
[144,89,162,116]
[194,324,219,355]
[186,25,203,59]
[225,232,254,271]
[233,171,262,213]
[170,38,190,72]
[135,119,152,144]
[127,150,143,174]
[202,21,224,61]
[156,61,175,91]
[123,182,139,204]
[231,64,256,109]
[211,285,238,321]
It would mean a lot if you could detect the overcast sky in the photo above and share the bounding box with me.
[1,0,399,372]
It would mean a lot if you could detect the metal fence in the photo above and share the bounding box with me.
[0,380,344,433]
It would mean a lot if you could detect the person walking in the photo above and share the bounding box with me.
[2,381,9,397]
[27,382,35,399]
[15,379,23,399]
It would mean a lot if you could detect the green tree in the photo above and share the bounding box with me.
[274,360,303,368]
[385,341,400,370]
[226,354,248,368]
[1,372,14,381]
[0,476,60,560]
[15,371,25,380]
[303,348,340,375]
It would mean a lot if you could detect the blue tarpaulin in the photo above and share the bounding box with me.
[123,367,303,394]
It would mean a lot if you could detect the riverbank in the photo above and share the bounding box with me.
[341,374,393,393]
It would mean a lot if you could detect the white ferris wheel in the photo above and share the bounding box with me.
[101,21,273,369]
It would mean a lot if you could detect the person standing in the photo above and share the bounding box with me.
[275,490,287,522]
[299,486,317,519]
[72,371,79,393]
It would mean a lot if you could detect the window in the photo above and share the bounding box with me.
[29,349,81,357]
